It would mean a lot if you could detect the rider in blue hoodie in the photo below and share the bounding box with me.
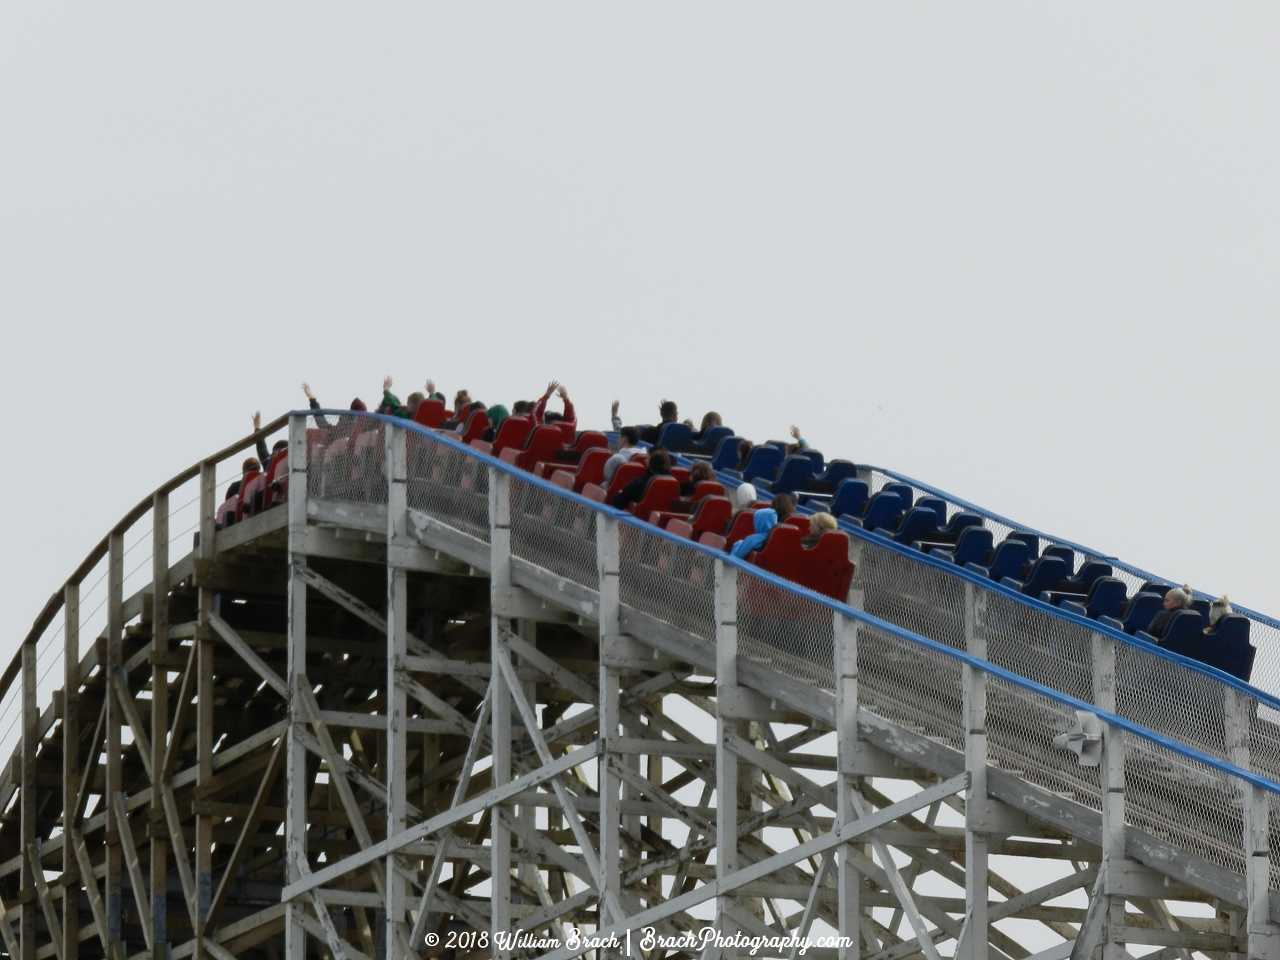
[730,508,778,560]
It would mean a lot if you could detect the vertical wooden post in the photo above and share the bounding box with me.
[62,583,80,960]
[195,463,216,954]
[150,491,169,957]
[833,611,861,960]
[285,416,310,960]
[1091,633,1127,960]
[1226,689,1280,957]
[385,426,408,960]
[714,560,739,954]
[105,531,124,959]
[20,638,37,960]
[595,513,623,932]
[488,468,512,958]
[960,584,988,960]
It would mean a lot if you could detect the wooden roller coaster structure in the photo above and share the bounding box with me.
[2,410,1278,960]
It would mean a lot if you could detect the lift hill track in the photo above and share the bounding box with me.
[2,409,1279,960]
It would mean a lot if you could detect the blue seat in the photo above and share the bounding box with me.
[893,506,941,545]
[1150,610,1215,654]
[1084,577,1128,620]
[967,539,1031,583]
[654,422,695,452]
[930,526,993,567]
[1040,545,1077,575]
[806,459,858,494]
[741,446,785,484]
[755,455,817,495]
[1120,593,1163,634]
[882,483,915,510]
[1003,556,1069,597]
[687,425,735,456]
[1201,616,1255,681]
[1190,598,1211,626]
[796,448,824,471]
[1006,531,1040,561]
[828,479,870,520]
[1064,560,1112,593]
[916,496,948,526]
[861,491,907,533]
[710,435,746,471]
[940,512,983,538]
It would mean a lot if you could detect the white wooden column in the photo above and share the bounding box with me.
[1092,632,1127,960]
[150,491,170,957]
[488,467,513,957]
[62,581,80,960]
[105,530,124,960]
[386,425,409,960]
[1226,689,1280,959]
[596,513,624,932]
[714,560,740,955]
[833,611,862,960]
[195,463,217,957]
[960,584,988,960]
[19,637,37,960]
[285,415,310,960]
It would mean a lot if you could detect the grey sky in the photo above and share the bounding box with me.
[5,5,1276,653]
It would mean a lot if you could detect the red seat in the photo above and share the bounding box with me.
[803,531,855,601]
[784,515,809,531]
[690,481,725,500]
[240,473,267,517]
[568,431,609,454]
[235,470,262,522]
[499,447,520,465]
[748,527,854,602]
[571,448,612,492]
[725,510,758,547]
[550,470,575,490]
[261,449,289,510]
[469,440,493,455]
[516,426,568,472]
[666,519,694,539]
[459,410,490,445]
[670,467,691,485]
[629,476,680,517]
[492,416,534,455]
[606,461,646,500]
[215,496,239,531]
[689,496,732,539]
[413,399,447,429]
[698,532,727,551]
[581,483,607,503]
[554,421,577,444]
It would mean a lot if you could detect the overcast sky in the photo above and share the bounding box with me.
[5,4,1278,654]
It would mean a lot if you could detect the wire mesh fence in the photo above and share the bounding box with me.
[844,522,1280,795]
[872,466,1280,701]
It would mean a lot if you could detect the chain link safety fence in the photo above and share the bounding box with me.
[294,412,1280,895]
[868,467,1280,701]
[842,517,1280,790]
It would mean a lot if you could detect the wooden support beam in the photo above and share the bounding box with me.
[62,581,81,960]
[206,736,286,931]
[110,794,152,953]
[150,490,169,960]
[20,639,38,960]
[104,531,124,959]
[27,844,64,960]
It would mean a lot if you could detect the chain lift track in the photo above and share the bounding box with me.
[3,410,1280,960]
